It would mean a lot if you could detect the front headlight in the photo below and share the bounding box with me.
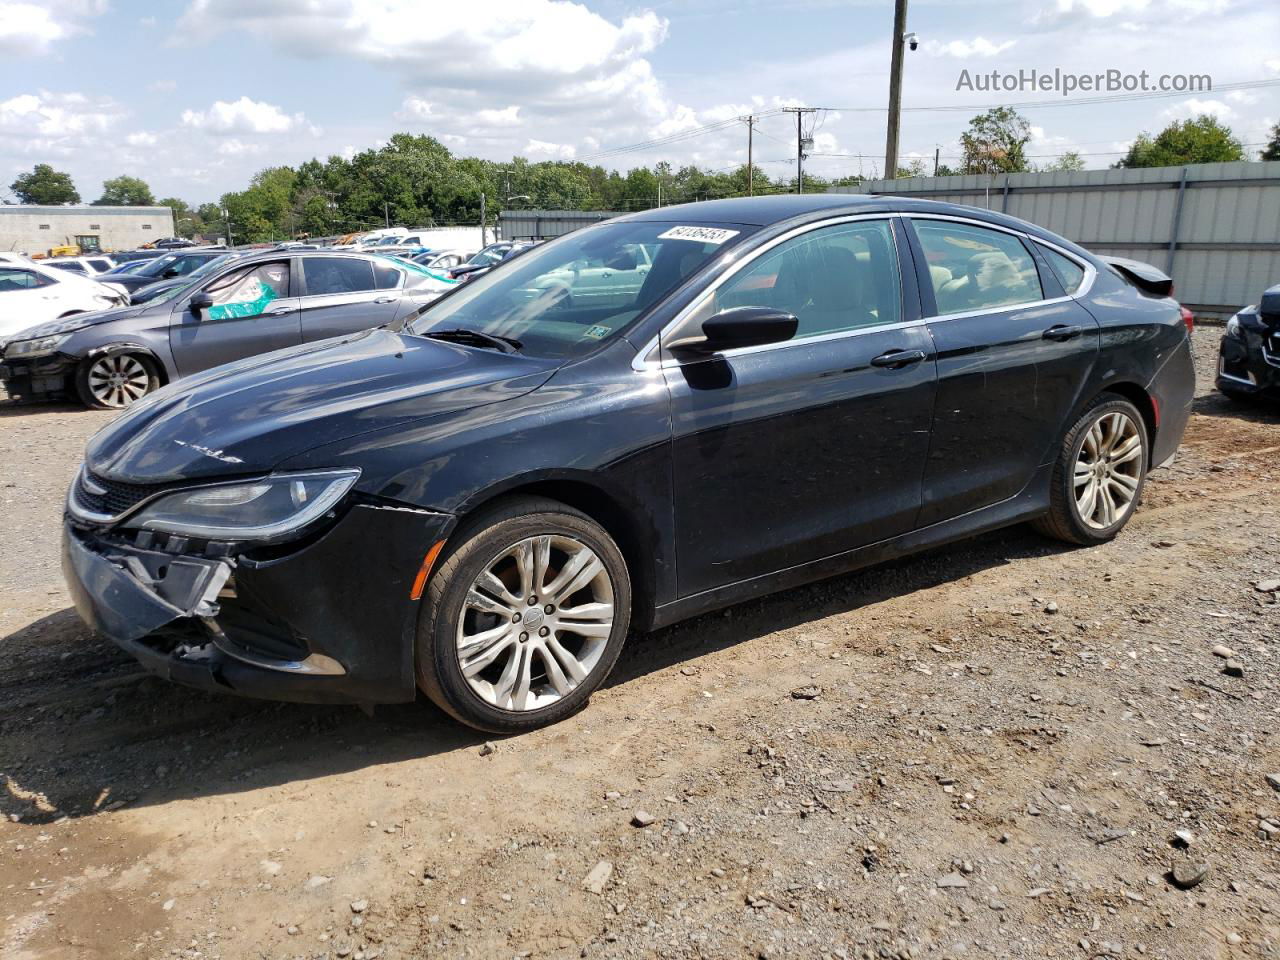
[1225,314,1241,338]
[5,334,70,359]
[125,469,360,542]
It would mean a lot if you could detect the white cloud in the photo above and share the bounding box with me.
[925,37,1016,57]
[524,139,576,160]
[180,96,303,135]
[0,91,121,138]
[125,131,158,147]
[1161,97,1235,121]
[396,97,433,121]
[0,0,105,55]
[474,106,521,128]
[216,138,264,156]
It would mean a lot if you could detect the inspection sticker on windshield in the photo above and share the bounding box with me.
[582,324,612,340]
[657,225,740,245]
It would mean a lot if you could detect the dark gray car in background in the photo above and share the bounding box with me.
[0,251,451,408]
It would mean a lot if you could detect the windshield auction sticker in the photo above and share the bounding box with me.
[657,226,741,245]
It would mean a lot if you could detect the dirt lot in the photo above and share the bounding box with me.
[1,327,1277,960]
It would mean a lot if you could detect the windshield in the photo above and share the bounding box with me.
[137,254,180,277]
[468,246,510,267]
[406,220,754,360]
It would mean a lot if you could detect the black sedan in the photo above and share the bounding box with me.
[62,195,1194,733]
[103,251,226,294]
[1217,283,1280,401]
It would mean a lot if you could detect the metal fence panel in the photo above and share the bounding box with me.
[498,210,621,241]
[831,161,1280,317]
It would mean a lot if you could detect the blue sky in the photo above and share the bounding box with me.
[1,0,1277,204]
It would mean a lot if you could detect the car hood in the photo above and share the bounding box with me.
[85,327,559,484]
[1,304,148,342]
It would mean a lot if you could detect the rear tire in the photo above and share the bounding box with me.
[75,352,160,409]
[1032,395,1148,545]
[415,496,631,734]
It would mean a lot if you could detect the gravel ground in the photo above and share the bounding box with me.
[1,327,1277,960]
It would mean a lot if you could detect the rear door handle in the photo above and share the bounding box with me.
[870,348,927,368]
[1042,324,1083,341]
[374,296,396,304]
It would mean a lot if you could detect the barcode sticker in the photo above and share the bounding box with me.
[657,225,741,245]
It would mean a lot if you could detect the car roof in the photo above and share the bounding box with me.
[616,193,1071,246]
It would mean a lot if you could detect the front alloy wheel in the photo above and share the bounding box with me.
[458,535,614,711]
[416,497,631,733]
[76,353,159,409]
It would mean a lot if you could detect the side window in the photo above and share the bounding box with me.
[303,257,377,296]
[914,220,1043,316]
[692,220,901,340]
[203,262,290,320]
[1037,244,1086,295]
[373,261,402,290]
[0,269,45,291]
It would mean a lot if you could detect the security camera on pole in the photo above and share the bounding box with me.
[884,0,919,179]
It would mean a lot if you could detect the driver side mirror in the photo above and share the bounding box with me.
[668,306,798,356]
[189,292,214,315]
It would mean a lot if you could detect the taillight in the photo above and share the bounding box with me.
[1179,306,1194,335]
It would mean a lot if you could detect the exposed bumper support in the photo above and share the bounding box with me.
[63,503,455,704]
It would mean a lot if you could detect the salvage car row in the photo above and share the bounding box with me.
[0,238,544,408]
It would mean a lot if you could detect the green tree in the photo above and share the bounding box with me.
[10,163,80,204]
[159,197,203,237]
[1260,122,1280,161]
[960,107,1032,174]
[1115,116,1245,168]
[95,175,156,206]
[1043,150,1086,172]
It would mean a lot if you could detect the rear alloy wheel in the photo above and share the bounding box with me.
[416,497,631,733]
[1033,395,1148,545]
[75,353,159,409]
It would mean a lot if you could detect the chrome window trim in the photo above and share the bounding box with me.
[632,213,907,371]
[906,212,1098,311]
[631,211,1099,371]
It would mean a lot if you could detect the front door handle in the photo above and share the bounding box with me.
[1042,324,1083,341]
[267,306,295,316]
[870,348,927,368]
[374,296,396,304]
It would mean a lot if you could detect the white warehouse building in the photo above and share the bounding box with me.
[0,205,176,255]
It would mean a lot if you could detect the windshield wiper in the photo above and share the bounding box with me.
[424,327,522,354]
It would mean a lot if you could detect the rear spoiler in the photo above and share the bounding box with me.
[1100,256,1174,298]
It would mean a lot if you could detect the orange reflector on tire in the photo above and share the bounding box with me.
[410,540,447,600]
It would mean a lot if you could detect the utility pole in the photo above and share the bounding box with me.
[933,146,940,177]
[383,202,390,228]
[884,0,910,179]
[783,107,817,194]
[746,114,755,196]
[479,192,487,246]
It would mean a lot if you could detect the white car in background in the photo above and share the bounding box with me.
[0,259,129,344]
[41,255,118,278]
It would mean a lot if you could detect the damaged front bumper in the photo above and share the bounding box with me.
[0,353,75,402]
[62,502,454,704]
[1217,329,1280,399]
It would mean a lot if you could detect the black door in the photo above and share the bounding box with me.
[662,218,938,598]
[906,217,1100,526]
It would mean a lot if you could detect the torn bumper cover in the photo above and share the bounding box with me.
[0,353,75,401]
[63,503,454,704]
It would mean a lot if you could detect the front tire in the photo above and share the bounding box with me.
[416,496,631,733]
[1033,395,1148,545]
[75,352,160,409]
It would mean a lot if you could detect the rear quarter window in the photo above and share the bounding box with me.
[1037,244,1087,295]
